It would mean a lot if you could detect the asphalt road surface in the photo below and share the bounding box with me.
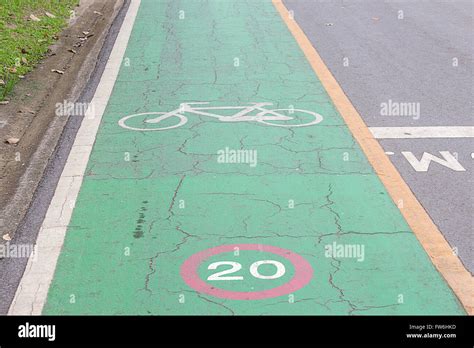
[284,0,473,273]
[1,0,471,315]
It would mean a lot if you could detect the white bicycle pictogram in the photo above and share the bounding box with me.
[118,102,323,131]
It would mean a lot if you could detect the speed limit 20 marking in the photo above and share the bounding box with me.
[180,244,313,300]
[207,259,286,281]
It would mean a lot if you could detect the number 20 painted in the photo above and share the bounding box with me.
[207,260,286,281]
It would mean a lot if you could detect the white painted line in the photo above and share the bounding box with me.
[369,126,474,139]
[8,0,141,315]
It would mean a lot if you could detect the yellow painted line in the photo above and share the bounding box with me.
[272,0,473,314]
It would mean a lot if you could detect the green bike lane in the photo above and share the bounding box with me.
[42,0,464,314]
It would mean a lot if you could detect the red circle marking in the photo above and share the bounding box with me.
[180,244,313,300]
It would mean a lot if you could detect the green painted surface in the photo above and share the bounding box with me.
[43,0,465,315]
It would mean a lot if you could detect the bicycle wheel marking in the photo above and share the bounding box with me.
[180,244,314,300]
[118,112,188,131]
[118,102,324,131]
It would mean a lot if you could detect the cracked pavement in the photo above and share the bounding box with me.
[34,0,466,315]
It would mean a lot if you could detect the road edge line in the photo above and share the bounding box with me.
[369,126,474,139]
[8,0,142,315]
[272,0,473,314]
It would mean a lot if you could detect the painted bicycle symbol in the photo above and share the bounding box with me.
[118,102,323,131]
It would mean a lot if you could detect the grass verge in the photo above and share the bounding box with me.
[0,0,79,101]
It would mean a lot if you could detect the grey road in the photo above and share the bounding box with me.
[284,0,473,272]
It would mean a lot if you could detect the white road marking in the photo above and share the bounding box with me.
[401,151,466,172]
[8,0,141,315]
[117,102,324,131]
[369,126,474,139]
